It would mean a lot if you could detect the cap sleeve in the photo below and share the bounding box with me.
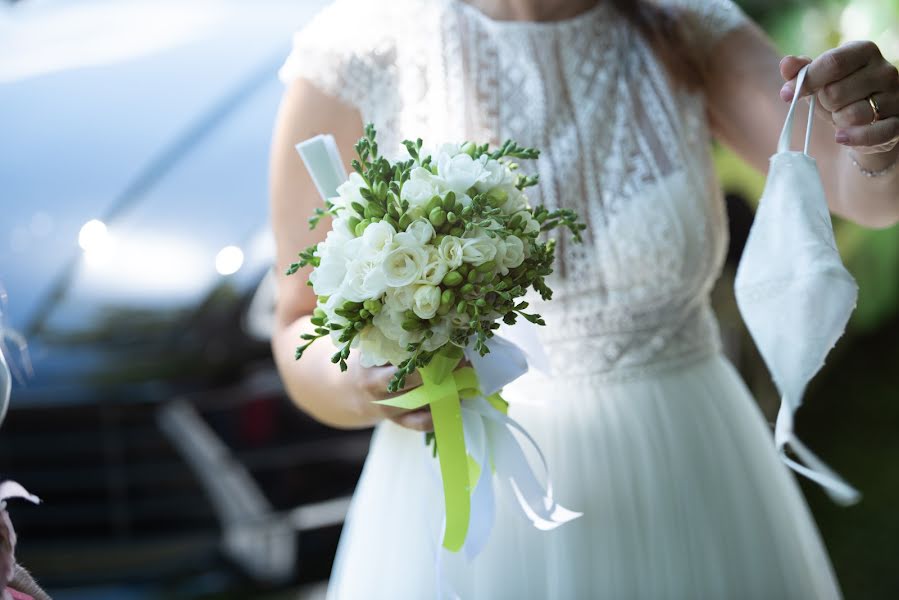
[277,0,397,115]
[661,0,750,51]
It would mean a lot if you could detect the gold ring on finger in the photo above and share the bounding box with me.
[867,94,882,124]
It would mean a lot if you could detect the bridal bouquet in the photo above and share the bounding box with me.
[289,125,584,555]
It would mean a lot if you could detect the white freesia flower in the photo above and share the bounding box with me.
[461,235,498,266]
[385,285,416,311]
[422,318,453,352]
[502,235,526,270]
[320,294,350,346]
[501,188,530,214]
[492,236,508,274]
[360,220,396,255]
[437,149,488,194]
[412,285,441,320]
[342,252,388,302]
[359,325,408,367]
[438,236,465,269]
[333,172,367,213]
[515,210,541,235]
[383,244,428,287]
[374,307,423,347]
[401,167,441,209]
[309,230,356,296]
[405,219,435,245]
[418,246,449,285]
[475,158,510,192]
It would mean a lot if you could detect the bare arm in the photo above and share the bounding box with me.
[704,23,899,229]
[269,80,430,431]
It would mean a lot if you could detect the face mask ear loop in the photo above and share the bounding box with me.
[777,65,814,155]
[804,94,816,156]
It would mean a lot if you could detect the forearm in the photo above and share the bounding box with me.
[834,145,899,229]
[272,314,380,429]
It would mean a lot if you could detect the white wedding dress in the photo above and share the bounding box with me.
[279,0,844,597]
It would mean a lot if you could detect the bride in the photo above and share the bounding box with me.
[269,0,899,597]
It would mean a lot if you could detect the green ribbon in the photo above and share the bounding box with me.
[375,346,483,551]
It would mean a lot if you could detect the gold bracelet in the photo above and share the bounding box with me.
[849,152,899,178]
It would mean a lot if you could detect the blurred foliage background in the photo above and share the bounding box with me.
[714,1,899,598]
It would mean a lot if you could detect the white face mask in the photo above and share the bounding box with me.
[734,65,861,505]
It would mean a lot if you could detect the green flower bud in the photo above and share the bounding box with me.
[402,318,422,332]
[398,213,413,230]
[347,216,362,232]
[456,300,468,315]
[442,191,456,211]
[476,260,496,273]
[387,203,400,219]
[460,141,477,157]
[442,271,463,287]
[449,226,464,237]
[364,202,386,219]
[446,211,458,224]
[461,283,475,296]
[467,269,480,283]
[355,219,370,237]
[359,308,371,319]
[457,264,471,276]
[437,302,453,316]
[426,195,443,214]
[440,289,455,306]
[351,201,366,216]
[313,307,326,320]
[376,181,388,201]
[486,187,508,207]
[354,320,365,331]
[429,208,447,228]
[363,299,382,315]
[476,298,487,308]
[384,216,399,230]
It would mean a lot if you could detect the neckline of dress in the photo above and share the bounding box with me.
[447,0,608,31]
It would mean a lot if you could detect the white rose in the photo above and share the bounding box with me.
[422,317,453,352]
[461,235,498,266]
[384,285,416,312]
[405,219,435,245]
[342,253,388,302]
[309,231,356,296]
[418,246,449,285]
[502,235,526,270]
[359,325,408,367]
[382,245,428,287]
[333,172,366,213]
[401,167,440,209]
[438,236,465,269]
[361,220,396,255]
[437,150,488,194]
[412,285,441,320]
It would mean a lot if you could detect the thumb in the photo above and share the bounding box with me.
[779,55,813,101]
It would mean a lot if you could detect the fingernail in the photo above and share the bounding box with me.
[780,85,794,102]
[835,131,849,144]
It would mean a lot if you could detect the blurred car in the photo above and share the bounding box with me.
[0,1,370,597]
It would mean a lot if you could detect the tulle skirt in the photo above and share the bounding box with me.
[325,352,842,599]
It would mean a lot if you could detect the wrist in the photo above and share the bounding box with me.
[847,146,899,177]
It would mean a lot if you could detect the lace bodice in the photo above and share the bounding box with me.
[279,0,749,380]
